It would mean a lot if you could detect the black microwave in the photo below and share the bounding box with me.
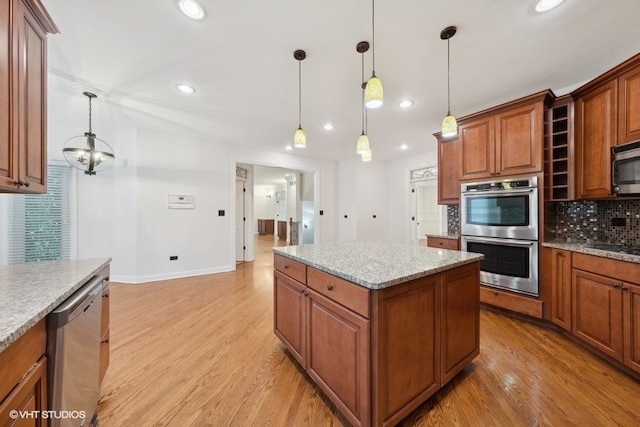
[612,140,640,195]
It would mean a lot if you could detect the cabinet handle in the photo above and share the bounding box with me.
[101,339,109,344]
[103,294,109,298]
[300,289,305,294]
[283,265,289,269]
[327,285,334,291]
[16,179,30,187]
[612,282,621,289]
[621,285,629,292]
[303,291,309,296]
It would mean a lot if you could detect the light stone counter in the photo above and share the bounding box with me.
[542,241,640,264]
[273,240,483,290]
[0,258,111,353]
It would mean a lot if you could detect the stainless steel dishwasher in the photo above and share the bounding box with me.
[47,275,104,427]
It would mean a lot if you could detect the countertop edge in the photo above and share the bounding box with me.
[542,242,640,264]
[0,258,112,353]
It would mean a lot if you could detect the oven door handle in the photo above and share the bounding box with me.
[463,236,535,247]
[461,188,534,197]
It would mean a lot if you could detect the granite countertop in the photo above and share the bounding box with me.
[273,240,483,290]
[542,241,640,264]
[0,258,111,353]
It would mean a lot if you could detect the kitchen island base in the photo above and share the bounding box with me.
[274,249,481,427]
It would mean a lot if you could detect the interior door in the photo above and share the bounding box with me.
[236,179,245,261]
[413,180,442,244]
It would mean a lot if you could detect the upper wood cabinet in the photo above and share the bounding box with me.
[0,0,57,194]
[458,90,552,181]
[435,134,460,204]
[618,64,640,144]
[573,80,617,199]
[571,52,640,199]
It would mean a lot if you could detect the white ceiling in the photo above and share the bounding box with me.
[42,0,640,163]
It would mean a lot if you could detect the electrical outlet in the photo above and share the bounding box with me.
[611,217,626,227]
[170,255,178,261]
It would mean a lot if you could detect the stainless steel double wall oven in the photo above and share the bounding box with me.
[460,176,539,296]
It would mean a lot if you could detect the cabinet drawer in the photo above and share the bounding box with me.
[307,267,369,318]
[274,254,307,283]
[427,237,459,250]
[573,252,640,284]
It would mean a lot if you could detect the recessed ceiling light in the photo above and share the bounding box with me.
[177,84,196,94]
[285,145,293,151]
[534,0,565,13]
[399,100,414,108]
[323,123,334,131]
[400,143,409,150]
[177,0,207,20]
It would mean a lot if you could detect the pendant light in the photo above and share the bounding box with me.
[441,26,458,137]
[364,0,383,109]
[356,41,371,155]
[62,91,115,175]
[293,49,307,148]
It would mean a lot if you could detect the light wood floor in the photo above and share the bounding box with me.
[98,235,640,426]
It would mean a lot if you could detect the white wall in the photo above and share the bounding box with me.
[3,89,443,283]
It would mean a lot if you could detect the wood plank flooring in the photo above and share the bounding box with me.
[97,235,640,426]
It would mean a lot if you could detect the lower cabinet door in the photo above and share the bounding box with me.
[0,356,47,426]
[306,289,369,427]
[274,271,307,367]
[624,282,640,374]
[572,269,623,360]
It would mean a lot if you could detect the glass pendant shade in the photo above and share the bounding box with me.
[63,133,115,175]
[294,127,306,148]
[365,74,383,109]
[356,132,370,154]
[441,114,458,137]
[362,149,372,162]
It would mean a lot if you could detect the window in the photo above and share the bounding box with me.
[6,165,72,263]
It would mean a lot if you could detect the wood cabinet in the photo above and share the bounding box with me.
[435,134,460,204]
[573,80,617,199]
[257,219,274,235]
[0,320,47,426]
[570,252,640,375]
[426,236,459,250]
[459,91,551,181]
[0,0,57,193]
[550,248,572,331]
[571,52,640,199]
[273,253,480,427]
[572,268,623,360]
[618,64,640,144]
[544,96,574,201]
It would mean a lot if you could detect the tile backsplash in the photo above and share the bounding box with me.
[447,205,460,235]
[549,199,640,245]
[446,199,640,245]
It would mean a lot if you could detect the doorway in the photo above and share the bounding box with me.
[411,168,446,245]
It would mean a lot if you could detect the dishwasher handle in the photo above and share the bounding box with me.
[47,275,104,329]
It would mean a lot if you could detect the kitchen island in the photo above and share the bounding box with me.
[273,241,483,427]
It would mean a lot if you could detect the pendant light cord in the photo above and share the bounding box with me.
[88,95,93,134]
[447,38,451,115]
[298,59,302,128]
[371,0,376,74]
[361,52,365,132]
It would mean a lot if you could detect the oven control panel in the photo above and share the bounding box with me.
[462,176,537,192]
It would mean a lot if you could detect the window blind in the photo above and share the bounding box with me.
[7,165,72,263]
